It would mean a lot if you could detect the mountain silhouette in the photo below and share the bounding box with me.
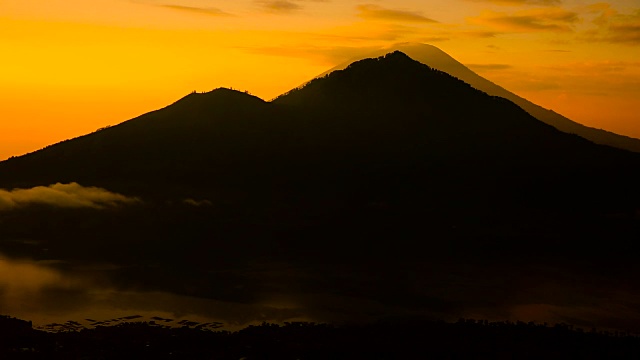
[0,51,638,212]
[318,43,640,153]
[275,51,639,209]
[0,89,294,199]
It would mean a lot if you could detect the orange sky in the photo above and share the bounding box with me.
[1,0,639,160]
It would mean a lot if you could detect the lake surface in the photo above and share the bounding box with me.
[0,254,314,331]
[2,253,640,333]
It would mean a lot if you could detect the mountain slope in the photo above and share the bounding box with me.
[317,43,640,153]
[276,50,627,164]
[0,89,297,198]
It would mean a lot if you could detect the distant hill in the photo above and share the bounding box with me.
[0,89,295,199]
[317,43,640,153]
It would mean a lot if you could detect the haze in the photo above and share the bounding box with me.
[1,0,639,160]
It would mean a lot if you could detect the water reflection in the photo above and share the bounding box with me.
[0,256,81,321]
[1,254,640,333]
[0,255,309,331]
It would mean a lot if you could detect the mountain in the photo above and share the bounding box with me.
[318,43,640,153]
[0,89,295,199]
[275,51,640,209]
[1,51,638,213]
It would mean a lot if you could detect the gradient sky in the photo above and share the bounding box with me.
[1,0,639,160]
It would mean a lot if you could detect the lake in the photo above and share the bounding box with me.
[2,253,640,333]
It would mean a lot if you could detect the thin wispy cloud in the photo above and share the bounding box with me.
[252,0,330,13]
[130,1,233,16]
[183,198,213,206]
[587,3,619,26]
[543,60,640,74]
[460,30,500,38]
[606,23,640,44]
[161,4,233,17]
[465,0,562,6]
[0,183,140,211]
[239,44,385,65]
[256,0,303,13]
[419,36,450,42]
[467,63,513,70]
[585,6,640,45]
[468,7,579,33]
[357,5,438,24]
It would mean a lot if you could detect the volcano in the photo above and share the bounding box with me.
[320,43,640,153]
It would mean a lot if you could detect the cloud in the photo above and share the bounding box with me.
[253,0,329,13]
[160,5,233,17]
[585,6,640,45]
[465,0,562,5]
[506,77,562,91]
[467,63,513,70]
[420,36,450,42]
[461,30,500,38]
[0,183,140,211]
[606,23,640,44]
[587,3,618,26]
[357,4,438,23]
[256,0,302,13]
[183,198,213,206]
[131,1,233,16]
[543,60,640,75]
[238,43,375,66]
[468,7,579,32]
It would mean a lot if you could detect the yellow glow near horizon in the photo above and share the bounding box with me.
[1,0,639,159]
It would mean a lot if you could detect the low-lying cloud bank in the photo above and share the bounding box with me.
[183,198,213,207]
[0,183,140,210]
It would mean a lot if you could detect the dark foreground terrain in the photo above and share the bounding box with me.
[1,315,640,359]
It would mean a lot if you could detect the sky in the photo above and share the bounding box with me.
[1,0,639,160]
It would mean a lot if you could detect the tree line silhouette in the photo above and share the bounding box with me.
[1,315,639,359]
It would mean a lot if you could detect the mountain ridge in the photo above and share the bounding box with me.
[319,43,640,152]
[0,50,638,214]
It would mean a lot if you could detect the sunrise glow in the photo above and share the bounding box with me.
[1,0,639,159]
